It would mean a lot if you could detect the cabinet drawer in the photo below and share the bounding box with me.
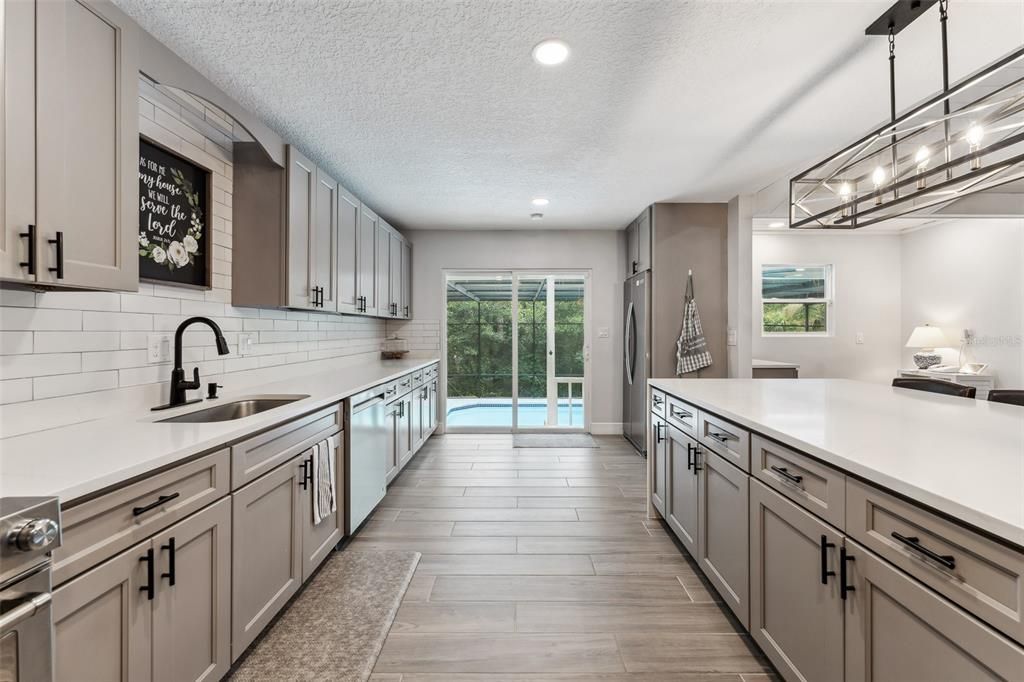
[383,381,400,401]
[847,478,1024,645]
[752,435,845,528]
[231,404,341,488]
[53,449,230,586]
[697,411,750,472]
[665,396,697,435]
[411,369,425,388]
[395,373,415,396]
[651,389,666,418]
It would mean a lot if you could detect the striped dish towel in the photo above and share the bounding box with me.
[676,271,713,375]
[312,439,337,525]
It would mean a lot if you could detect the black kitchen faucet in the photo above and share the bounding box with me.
[152,317,230,411]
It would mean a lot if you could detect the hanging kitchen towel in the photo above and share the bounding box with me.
[312,439,337,525]
[677,271,713,375]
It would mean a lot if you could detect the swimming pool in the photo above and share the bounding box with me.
[446,400,585,427]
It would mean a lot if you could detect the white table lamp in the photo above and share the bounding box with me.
[905,324,948,369]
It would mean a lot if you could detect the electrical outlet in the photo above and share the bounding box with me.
[238,332,256,356]
[147,334,171,363]
[727,328,738,347]
[597,327,609,339]
[855,332,865,345]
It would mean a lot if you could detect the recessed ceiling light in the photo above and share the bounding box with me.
[531,198,549,207]
[530,213,544,221]
[769,221,785,228]
[532,39,570,66]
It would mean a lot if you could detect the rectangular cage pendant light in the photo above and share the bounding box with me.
[790,10,1024,230]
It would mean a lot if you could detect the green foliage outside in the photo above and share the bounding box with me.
[763,302,827,333]
[447,297,584,399]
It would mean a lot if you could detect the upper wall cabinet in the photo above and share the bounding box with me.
[336,186,360,314]
[1,0,139,291]
[401,239,412,319]
[624,207,651,276]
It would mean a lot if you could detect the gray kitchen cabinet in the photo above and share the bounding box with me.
[388,229,403,317]
[230,456,303,661]
[357,203,379,315]
[697,448,749,628]
[401,238,413,318]
[53,537,151,682]
[428,379,438,431]
[624,207,651,276]
[385,398,401,482]
[2,0,139,290]
[749,479,844,682]
[375,219,392,317]
[312,167,338,311]
[53,498,231,682]
[300,433,345,581]
[397,392,414,469]
[844,539,1024,681]
[650,412,668,515]
[666,424,699,556]
[151,498,231,682]
[286,145,316,309]
[336,185,361,314]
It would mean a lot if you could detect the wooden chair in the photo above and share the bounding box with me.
[891,377,976,399]
[988,389,1024,407]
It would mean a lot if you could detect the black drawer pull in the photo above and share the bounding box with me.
[770,465,804,485]
[133,492,180,516]
[670,406,692,419]
[48,231,64,279]
[139,548,155,600]
[891,532,956,570]
[820,535,836,585]
[708,431,734,443]
[840,546,855,600]
[19,224,36,274]
[161,537,176,586]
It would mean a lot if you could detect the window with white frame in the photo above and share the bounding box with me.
[761,265,833,335]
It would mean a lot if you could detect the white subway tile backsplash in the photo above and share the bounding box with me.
[84,311,153,331]
[36,290,122,311]
[81,350,150,372]
[34,371,118,400]
[0,331,32,355]
[122,293,180,315]
[34,331,120,353]
[1,353,81,379]
[119,364,172,388]
[0,379,33,404]
[2,307,82,330]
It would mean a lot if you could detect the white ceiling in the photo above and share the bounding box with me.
[114,0,1023,230]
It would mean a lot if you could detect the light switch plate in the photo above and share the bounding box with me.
[147,334,171,363]
[597,327,609,339]
[238,332,256,356]
[727,328,738,347]
[855,332,865,345]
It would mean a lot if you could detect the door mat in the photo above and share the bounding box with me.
[513,433,599,448]
[228,550,420,681]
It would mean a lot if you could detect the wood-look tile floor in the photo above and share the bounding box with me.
[360,434,775,681]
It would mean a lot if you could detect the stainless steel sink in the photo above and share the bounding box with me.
[157,395,309,423]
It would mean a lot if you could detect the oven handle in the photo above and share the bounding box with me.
[0,592,51,632]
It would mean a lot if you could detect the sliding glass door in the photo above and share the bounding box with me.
[445,271,588,432]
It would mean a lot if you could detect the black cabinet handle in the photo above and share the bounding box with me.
[133,492,179,516]
[19,224,36,275]
[305,453,314,488]
[686,443,701,473]
[299,458,310,490]
[404,305,409,317]
[632,259,638,274]
[708,431,733,443]
[770,465,804,485]
[891,532,956,570]
[670,407,692,419]
[139,548,155,600]
[161,537,176,586]
[820,535,836,585]
[48,231,64,279]
[654,422,664,444]
[840,546,855,600]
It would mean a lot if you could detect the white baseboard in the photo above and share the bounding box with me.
[590,422,623,435]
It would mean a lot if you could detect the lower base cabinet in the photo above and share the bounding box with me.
[300,433,344,581]
[650,412,667,515]
[53,497,232,682]
[750,479,844,681]
[666,425,699,556]
[697,448,749,628]
[844,540,1024,681]
[231,435,343,661]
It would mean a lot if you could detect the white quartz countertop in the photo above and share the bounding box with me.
[649,378,1024,547]
[0,357,439,504]
[752,358,800,369]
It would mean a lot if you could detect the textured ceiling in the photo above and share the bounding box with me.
[115,0,1023,230]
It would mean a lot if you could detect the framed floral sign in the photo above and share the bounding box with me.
[138,138,212,288]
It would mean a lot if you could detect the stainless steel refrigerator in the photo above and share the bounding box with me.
[622,271,650,454]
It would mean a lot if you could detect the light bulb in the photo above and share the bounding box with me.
[915,146,931,189]
[532,40,570,66]
[966,123,984,170]
[965,123,984,147]
[871,166,886,188]
[837,182,852,221]
[531,198,549,207]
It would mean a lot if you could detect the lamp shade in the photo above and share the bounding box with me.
[905,325,949,349]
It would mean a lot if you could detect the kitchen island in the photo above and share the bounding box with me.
[648,377,1024,681]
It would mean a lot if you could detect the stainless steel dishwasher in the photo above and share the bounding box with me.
[346,386,388,533]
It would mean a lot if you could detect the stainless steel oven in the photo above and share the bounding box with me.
[1,497,61,682]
